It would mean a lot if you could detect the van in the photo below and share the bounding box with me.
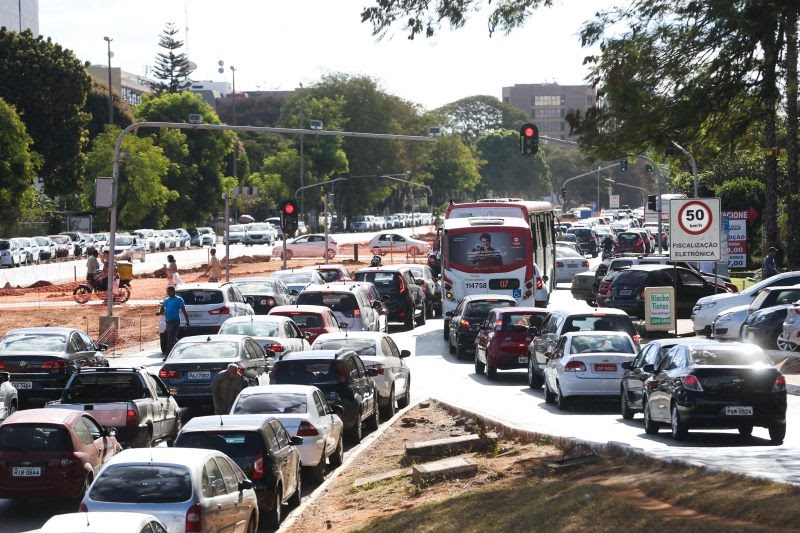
[294,284,381,333]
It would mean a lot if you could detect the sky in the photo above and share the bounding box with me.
[38,0,617,111]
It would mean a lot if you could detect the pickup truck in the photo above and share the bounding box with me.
[46,367,182,448]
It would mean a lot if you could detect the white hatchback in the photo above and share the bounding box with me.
[158,283,254,336]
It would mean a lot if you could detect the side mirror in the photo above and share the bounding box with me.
[445,311,454,317]
[331,403,345,417]
[365,367,379,377]
[399,349,411,358]
[239,479,254,491]
[621,361,632,370]
[290,289,299,296]
[470,324,480,332]
[263,349,276,359]
[290,435,304,446]
[372,301,382,309]
[96,343,109,352]
[415,279,425,286]
[304,331,312,339]
[642,363,655,373]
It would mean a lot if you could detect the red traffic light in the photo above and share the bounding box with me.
[523,127,535,138]
[282,201,297,215]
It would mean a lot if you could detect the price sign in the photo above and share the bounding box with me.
[669,198,721,261]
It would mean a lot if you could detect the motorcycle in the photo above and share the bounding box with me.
[73,261,133,304]
[601,247,614,261]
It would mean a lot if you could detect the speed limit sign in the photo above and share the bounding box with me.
[669,198,721,261]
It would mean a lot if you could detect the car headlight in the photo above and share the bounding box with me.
[695,302,717,312]
[716,312,734,322]
[751,313,770,324]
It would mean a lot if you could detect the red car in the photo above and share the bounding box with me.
[474,307,549,379]
[0,408,121,500]
[269,304,342,344]
[614,231,645,254]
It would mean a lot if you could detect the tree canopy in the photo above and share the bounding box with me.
[0,97,40,233]
[150,22,193,95]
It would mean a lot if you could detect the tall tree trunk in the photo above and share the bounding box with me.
[760,18,783,256]
[786,9,800,269]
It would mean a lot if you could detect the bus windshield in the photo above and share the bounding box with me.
[446,229,528,271]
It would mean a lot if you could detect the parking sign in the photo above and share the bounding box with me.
[669,198,721,261]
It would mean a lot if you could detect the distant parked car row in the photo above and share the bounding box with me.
[349,212,434,232]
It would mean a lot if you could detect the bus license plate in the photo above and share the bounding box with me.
[188,371,210,380]
[11,381,31,390]
[725,406,753,416]
[12,467,41,477]
[465,282,487,289]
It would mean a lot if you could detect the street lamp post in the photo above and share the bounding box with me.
[671,140,699,198]
[218,61,238,281]
[103,36,113,125]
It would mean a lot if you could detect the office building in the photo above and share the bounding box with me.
[502,83,596,142]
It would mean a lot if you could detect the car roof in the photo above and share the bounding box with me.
[546,307,630,317]
[354,267,406,273]
[106,447,222,467]
[222,315,289,324]
[314,331,386,341]
[175,283,225,290]
[230,277,277,283]
[270,305,331,314]
[181,414,276,432]
[491,307,549,314]
[461,294,517,303]
[4,407,79,425]
[643,337,717,348]
[236,384,317,396]
[563,330,632,338]
[622,264,686,272]
[42,512,164,532]
[176,334,248,344]
[277,349,354,361]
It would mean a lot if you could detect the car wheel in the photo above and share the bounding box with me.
[329,435,344,468]
[380,387,396,419]
[443,322,450,341]
[455,339,466,360]
[346,412,363,444]
[306,454,326,483]
[7,400,16,418]
[426,302,434,319]
[777,337,800,352]
[267,484,283,528]
[404,307,415,331]
[769,421,786,444]
[75,473,92,502]
[528,357,543,389]
[737,424,754,437]
[327,249,336,260]
[556,384,570,411]
[366,396,380,432]
[486,358,497,380]
[290,464,303,506]
[246,512,258,533]
[474,353,485,374]
[397,380,410,409]
[643,401,659,434]
[670,404,688,441]
[543,378,556,404]
[408,246,419,256]
[166,412,182,447]
[416,304,426,326]
[620,389,635,420]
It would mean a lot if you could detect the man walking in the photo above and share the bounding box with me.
[212,363,247,414]
[763,247,780,279]
[157,286,190,355]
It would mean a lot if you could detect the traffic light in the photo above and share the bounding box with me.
[647,195,657,211]
[520,123,539,156]
[619,159,628,172]
[279,200,299,237]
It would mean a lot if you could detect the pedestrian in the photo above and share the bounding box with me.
[211,363,247,414]
[165,254,182,286]
[157,285,190,355]
[763,247,780,279]
[85,248,100,284]
[205,248,222,283]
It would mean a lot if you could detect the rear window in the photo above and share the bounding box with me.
[272,360,340,385]
[464,300,514,318]
[89,465,192,503]
[175,431,264,459]
[354,272,400,290]
[0,333,66,353]
[689,347,772,366]
[313,338,377,355]
[177,290,224,305]
[614,270,650,286]
[0,425,72,452]
[234,281,277,294]
[569,228,592,239]
[315,269,344,282]
[65,375,143,403]
[232,393,307,414]
[219,321,280,337]
[169,341,239,360]
[501,313,545,331]
[0,241,10,250]
[272,272,314,284]
[279,313,323,328]
[568,334,635,354]
[562,315,636,337]
[618,233,639,242]
[296,292,358,316]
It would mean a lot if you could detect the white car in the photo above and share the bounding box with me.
[711,304,750,340]
[38,512,168,533]
[11,237,38,264]
[157,283,254,340]
[218,314,311,360]
[555,246,590,283]
[244,222,277,245]
[229,384,344,483]
[32,236,56,261]
[368,233,430,256]
[0,239,22,268]
[543,330,637,410]
[311,331,411,418]
[692,271,800,336]
[272,234,338,260]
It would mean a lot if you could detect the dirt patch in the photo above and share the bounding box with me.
[284,401,799,533]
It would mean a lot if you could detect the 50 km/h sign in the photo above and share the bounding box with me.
[669,198,721,261]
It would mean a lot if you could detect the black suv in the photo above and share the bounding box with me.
[566,227,599,257]
[270,349,379,443]
[354,267,426,330]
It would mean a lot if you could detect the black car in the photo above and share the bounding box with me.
[270,349,379,444]
[739,285,800,349]
[0,327,109,407]
[642,341,787,443]
[229,277,293,314]
[603,265,729,319]
[353,267,426,330]
[158,334,269,416]
[401,263,439,319]
[175,414,303,527]
[620,338,712,420]
[445,294,516,359]
[566,227,599,257]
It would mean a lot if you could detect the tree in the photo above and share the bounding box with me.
[0,28,90,199]
[0,97,40,233]
[436,95,528,146]
[423,135,482,205]
[84,126,175,229]
[476,129,550,199]
[84,78,134,141]
[150,22,192,95]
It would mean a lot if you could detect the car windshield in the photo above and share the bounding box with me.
[51,236,68,244]
[690,347,773,366]
[272,272,314,284]
[0,333,67,352]
[111,236,133,247]
[89,465,192,503]
[0,241,10,250]
[176,290,224,305]
[169,341,239,360]
[34,237,50,246]
[229,225,247,232]
[313,338,377,355]
[219,321,280,337]
[248,224,271,231]
[556,247,584,259]
[464,300,514,318]
[568,334,635,354]
[233,281,277,294]
[280,313,324,328]
[232,392,307,414]
[0,425,72,452]
[273,361,339,385]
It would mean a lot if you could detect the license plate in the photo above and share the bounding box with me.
[11,381,31,390]
[187,371,210,380]
[619,290,632,296]
[187,312,202,319]
[724,406,753,416]
[594,363,617,372]
[466,282,487,289]
[12,467,41,477]
[518,357,528,364]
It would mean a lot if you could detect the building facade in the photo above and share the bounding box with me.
[0,0,38,35]
[502,83,596,142]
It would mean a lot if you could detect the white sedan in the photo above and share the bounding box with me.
[711,304,750,340]
[39,512,167,533]
[368,233,430,256]
[555,245,590,283]
[272,234,339,260]
[311,331,411,418]
[229,384,344,483]
[218,314,311,361]
[543,331,637,411]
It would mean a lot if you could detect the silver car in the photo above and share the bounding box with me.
[81,447,259,533]
[0,372,18,422]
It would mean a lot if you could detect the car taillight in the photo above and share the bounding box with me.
[126,409,138,427]
[372,363,385,375]
[353,308,361,317]
[564,361,586,372]
[252,453,264,480]
[78,502,88,512]
[186,502,202,532]
[725,283,738,293]
[159,368,181,379]
[209,306,231,315]
[636,238,643,248]
[398,275,407,294]
[632,334,641,345]
[297,421,320,436]
[336,362,349,383]
[536,278,543,289]
[556,261,564,267]
[639,288,645,299]
[681,375,703,391]
[0,361,5,370]
[582,260,589,268]
[773,375,787,392]
[41,360,66,370]
[460,319,471,328]
[265,343,284,353]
